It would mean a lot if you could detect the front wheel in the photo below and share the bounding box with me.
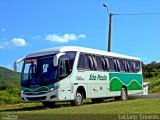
[121,87,128,101]
[42,101,56,108]
[71,91,84,106]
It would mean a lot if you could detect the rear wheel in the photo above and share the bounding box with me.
[71,91,84,106]
[42,101,56,108]
[121,87,128,101]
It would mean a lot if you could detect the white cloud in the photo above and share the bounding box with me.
[46,33,86,43]
[0,38,27,49]
[11,38,27,47]
[1,28,6,32]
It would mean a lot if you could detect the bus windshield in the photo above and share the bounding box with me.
[21,56,58,87]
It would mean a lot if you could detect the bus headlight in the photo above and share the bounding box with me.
[48,85,59,92]
[48,88,54,92]
[21,90,24,94]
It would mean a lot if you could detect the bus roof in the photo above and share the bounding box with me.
[26,46,140,60]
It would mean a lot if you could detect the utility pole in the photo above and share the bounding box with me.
[108,13,112,52]
[103,4,112,52]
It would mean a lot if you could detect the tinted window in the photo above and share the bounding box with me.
[132,61,136,72]
[108,57,116,71]
[123,60,129,72]
[119,59,125,72]
[95,56,104,71]
[92,55,97,70]
[22,56,58,87]
[38,57,57,83]
[59,52,76,79]
[127,60,133,72]
[86,54,93,70]
[115,59,120,71]
[60,58,68,77]
[65,52,76,70]
[77,53,93,70]
[104,57,109,71]
[135,61,141,72]
[77,54,86,69]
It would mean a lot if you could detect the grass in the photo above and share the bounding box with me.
[0,99,160,114]
[0,99,160,120]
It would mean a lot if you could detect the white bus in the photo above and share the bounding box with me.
[14,46,143,107]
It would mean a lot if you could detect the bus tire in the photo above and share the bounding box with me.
[71,91,84,106]
[42,101,55,108]
[121,87,128,101]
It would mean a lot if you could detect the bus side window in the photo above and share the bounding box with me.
[60,58,70,77]
[85,54,94,70]
[135,61,141,72]
[115,59,120,72]
[113,59,117,71]
[108,57,116,71]
[119,59,125,72]
[127,60,136,73]
[127,60,132,72]
[77,53,86,69]
[104,57,109,71]
[65,52,76,70]
[132,61,136,72]
[59,52,76,78]
[92,55,97,70]
[123,60,129,72]
[95,56,104,71]
[126,60,130,72]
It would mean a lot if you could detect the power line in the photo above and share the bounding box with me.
[112,12,160,16]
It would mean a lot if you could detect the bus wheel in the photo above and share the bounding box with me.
[71,91,84,106]
[42,101,55,108]
[121,87,128,101]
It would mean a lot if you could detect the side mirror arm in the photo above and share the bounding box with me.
[53,53,65,66]
[13,58,24,72]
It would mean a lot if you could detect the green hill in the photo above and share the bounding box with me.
[0,66,21,104]
[0,66,20,90]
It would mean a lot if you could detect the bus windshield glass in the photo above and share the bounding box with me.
[21,56,58,87]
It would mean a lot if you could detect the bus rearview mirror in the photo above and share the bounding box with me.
[13,58,24,72]
[53,53,65,66]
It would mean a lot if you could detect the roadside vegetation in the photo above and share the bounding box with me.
[142,61,160,94]
[0,67,21,104]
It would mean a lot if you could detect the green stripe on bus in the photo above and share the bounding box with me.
[22,84,55,92]
[109,73,142,91]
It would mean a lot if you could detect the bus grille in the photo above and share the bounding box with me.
[25,91,48,95]
[27,96,46,101]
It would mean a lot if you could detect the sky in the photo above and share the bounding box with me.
[0,0,160,71]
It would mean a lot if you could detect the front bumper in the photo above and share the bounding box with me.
[21,90,59,102]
